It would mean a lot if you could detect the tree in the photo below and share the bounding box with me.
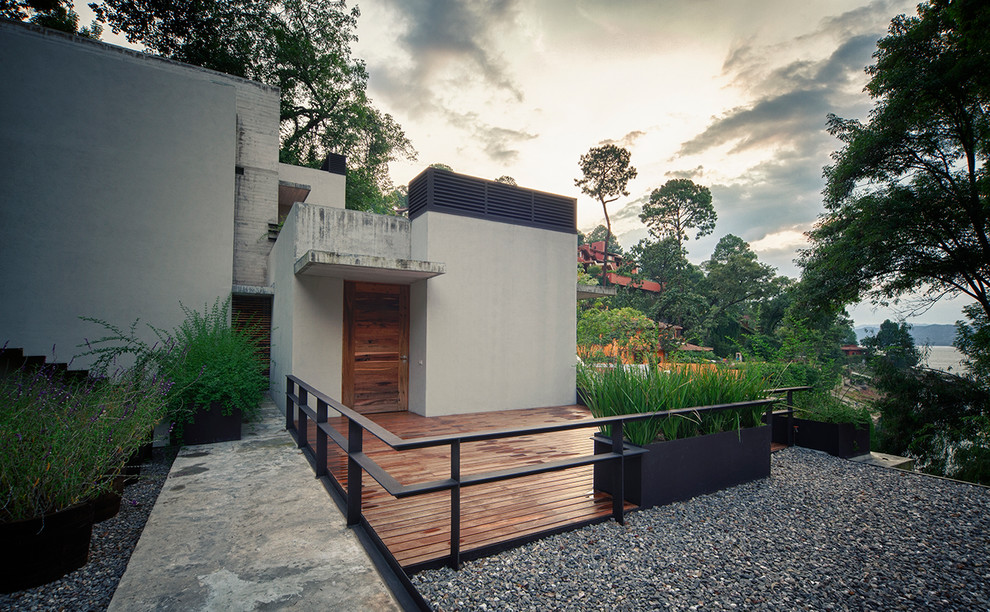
[629,236,707,335]
[91,0,415,212]
[955,303,990,384]
[639,178,715,250]
[2,0,102,36]
[574,144,637,284]
[702,235,776,321]
[494,175,517,185]
[862,319,920,369]
[799,0,990,319]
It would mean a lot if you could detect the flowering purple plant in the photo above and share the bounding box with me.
[0,364,168,522]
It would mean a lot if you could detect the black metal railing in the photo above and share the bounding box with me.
[767,386,812,446]
[285,374,782,571]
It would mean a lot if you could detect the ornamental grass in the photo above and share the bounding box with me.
[576,361,773,446]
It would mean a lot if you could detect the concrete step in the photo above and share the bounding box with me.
[848,451,915,471]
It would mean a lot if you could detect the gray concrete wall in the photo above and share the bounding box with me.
[0,23,252,370]
[278,163,346,209]
[293,204,411,260]
[231,70,280,288]
[409,212,577,416]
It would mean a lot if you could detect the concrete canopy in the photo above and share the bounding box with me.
[293,250,445,284]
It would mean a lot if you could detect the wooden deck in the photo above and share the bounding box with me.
[295,405,634,571]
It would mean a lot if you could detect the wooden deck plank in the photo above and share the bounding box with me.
[292,405,629,568]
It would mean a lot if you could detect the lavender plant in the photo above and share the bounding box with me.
[0,366,169,522]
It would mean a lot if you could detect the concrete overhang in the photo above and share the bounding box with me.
[278,180,311,211]
[294,250,445,284]
[577,283,617,300]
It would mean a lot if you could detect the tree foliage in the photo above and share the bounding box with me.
[91,0,415,212]
[577,306,658,362]
[2,0,102,36]
[873,364,990,484]
[799,0,990,318]
[702,234,775,319]
[640,178,716,249]
[575,144,637,283]
[861,319,920,369]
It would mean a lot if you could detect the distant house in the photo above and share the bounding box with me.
[578,241,662,293]
[1,20,578,417]
[841,345,865,357]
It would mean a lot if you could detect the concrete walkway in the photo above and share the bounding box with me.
[109,399,402,611]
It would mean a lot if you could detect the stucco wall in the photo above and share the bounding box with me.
[267,205,344,413]
[409,211,577,416]
[0,23,249,370]
[278,163,346,209]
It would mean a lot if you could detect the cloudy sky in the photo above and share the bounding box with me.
[78,0,967,326]
[350,0,971,326]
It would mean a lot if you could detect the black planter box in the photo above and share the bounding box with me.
[0,501,95,593]
[791,417,870,458]
[176,402,242,445]
[594,425,771,510]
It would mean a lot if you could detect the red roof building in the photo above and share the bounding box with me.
[578,241,662,293]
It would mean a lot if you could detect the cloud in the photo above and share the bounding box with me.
[370,0,522,115]
[665,166,706,180]
[679,1,909,161]
[678,89,833,156]
[600,130,646,149]
[749,228,811,254]
[442,109,537,164]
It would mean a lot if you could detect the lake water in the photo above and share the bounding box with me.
[922,345,967,374]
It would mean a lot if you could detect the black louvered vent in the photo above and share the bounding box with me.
[407,168,576,234]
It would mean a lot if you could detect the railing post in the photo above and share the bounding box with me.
[285,377,294,432]
[611,420,625,525]
[297,387,309,450]
[347,418,363,527]
[450,440,461,570]
[786,389,795,447]
[315,398,328,478]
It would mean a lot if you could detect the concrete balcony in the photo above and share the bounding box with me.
[284,204,445,284]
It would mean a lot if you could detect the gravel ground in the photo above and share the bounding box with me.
[412,448,990,611]
[0,447,178,611]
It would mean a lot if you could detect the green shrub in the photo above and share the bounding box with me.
[160,298,268,430]
[79,296,269,442]
[577,362,772,446]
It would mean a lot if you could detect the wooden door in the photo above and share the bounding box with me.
[343,282,409,414]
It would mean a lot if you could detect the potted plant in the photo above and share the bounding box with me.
[578,362,776,510]
[0,366,167,592]
[772,391,872,458]
[161,298,268,445]
[78,297,268,446]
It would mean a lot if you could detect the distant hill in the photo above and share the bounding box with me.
[854,324,957,347]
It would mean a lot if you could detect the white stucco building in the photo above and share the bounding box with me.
[0,20,577,417]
